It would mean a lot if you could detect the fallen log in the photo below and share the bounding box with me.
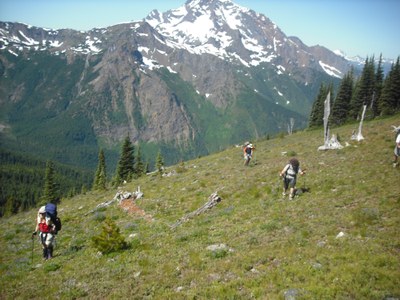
[85,187,143,216]
[171,192,222,229]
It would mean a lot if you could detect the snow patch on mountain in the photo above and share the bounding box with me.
[18,31,39,46]
[48,40,63,48]
[8,49,18,56]
[85,36,102,53]
[319,61,342,78]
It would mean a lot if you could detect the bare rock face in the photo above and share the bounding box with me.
[82,38,196,145]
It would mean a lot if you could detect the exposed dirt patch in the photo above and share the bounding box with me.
[118,198,153,221]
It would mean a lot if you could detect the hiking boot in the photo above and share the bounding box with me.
[48,246,53,259]
[282,192,286,197]
[289,194,294,200]
[393,162,398,168]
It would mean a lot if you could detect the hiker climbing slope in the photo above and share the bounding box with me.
[32,205,56,260]
[393,127,400,167]
[243,142,255,166]
[279,158,305,200]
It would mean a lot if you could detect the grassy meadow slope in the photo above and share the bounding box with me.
[1,115,399,299]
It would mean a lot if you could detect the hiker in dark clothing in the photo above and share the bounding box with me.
[280,158,305,200]
[243,142,255,166]
[32,206,56,260]
[393,128,400,167]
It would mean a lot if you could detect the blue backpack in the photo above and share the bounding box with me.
[45,203,62,233]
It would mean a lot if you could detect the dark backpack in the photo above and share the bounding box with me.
[45,203,62,233]
[289,158,300,174]
[245,146,252,154]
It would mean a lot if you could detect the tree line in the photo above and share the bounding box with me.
[92,136,165,191]
[0,149,92,217]
[309,55,400,127]
[0,137,166,217]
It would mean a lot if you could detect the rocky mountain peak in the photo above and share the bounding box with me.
[185,0,247,13]
[144,0,349,79]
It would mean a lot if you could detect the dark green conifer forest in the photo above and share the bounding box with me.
[309,55,400,128]
[0,149,93,217]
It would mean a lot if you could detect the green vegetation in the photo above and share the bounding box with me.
[134,145,146,178]
[91,217,129,254]
[155,150,165,176]
[113,136,135,186]
[309,56,400,128]
[39,161,59,206]
[1,115,399,298]
[93,149,107,191]
[0,149,92,217]
[1,52,98,167]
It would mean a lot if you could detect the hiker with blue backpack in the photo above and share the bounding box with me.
[32,203,61,260]
[280,158,305,200]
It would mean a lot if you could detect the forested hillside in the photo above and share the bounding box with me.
[0,149,93,217]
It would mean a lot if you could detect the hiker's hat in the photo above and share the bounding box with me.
[39,206,46,214]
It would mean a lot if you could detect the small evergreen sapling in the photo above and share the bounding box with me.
[91,218,128,254]
[135,146,145,178]
[93,149,107,191]
[156,150,164,176]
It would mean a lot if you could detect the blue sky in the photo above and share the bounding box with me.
[1,0,399,59]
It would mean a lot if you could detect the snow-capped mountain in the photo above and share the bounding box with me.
[144,0,350,78]
[0,0,351,79]
[0,0,354,168]
[333,49,394,74]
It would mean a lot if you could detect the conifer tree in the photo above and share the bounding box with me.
[379,57,400,115]
[91,217,128,254]
[395,57,400,111]
[349,56,375,119]
[330,68,354,126]
[135,145,145,178]
[81,185,87,195]
[372,54,384,117]
[155,150,164,176]
[21,198,31,212]
[68,187,76,198]
[93,149,107,191]
[40,160,59,205]
[114,136,135,186]
[3,196,20,216]
[308,83,330,127]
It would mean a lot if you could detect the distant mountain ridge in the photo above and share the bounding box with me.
[0,0,354,170]
[333,49,394,74]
